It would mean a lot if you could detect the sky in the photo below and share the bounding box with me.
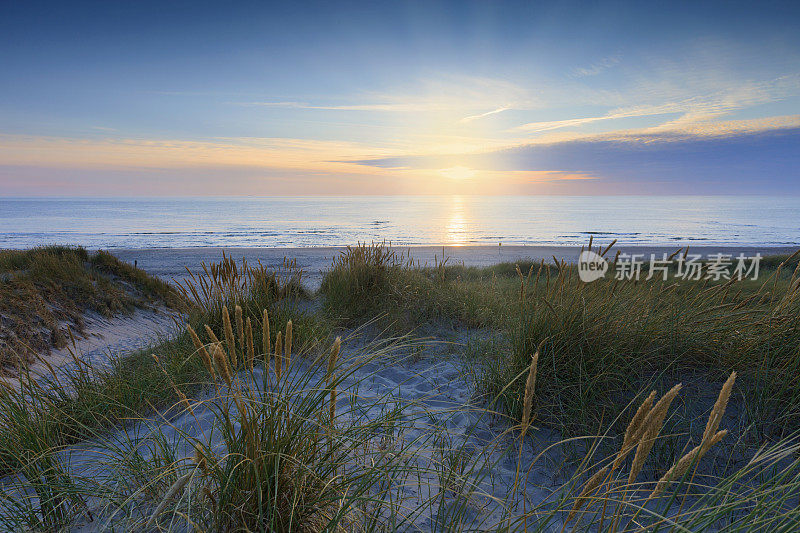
[1,0,799,196]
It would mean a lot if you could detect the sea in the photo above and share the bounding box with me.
[0,196,798,249]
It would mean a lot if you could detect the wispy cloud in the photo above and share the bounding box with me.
[0,134,397,175]
[234,101,429,112]
[513,103,684,133]
[349,117,800,194]
[460,106,510,123]
[233,75,536,118]
[571,55,621,78]
[514,74,800,134]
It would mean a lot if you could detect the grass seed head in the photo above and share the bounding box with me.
[327,337,341,381]
[521,348,539,432]
[194,446,208,475]
[703,371,736,444]
[245,317,254,369]
[213,343,232,387]
[187,324,214,376]
[285,320,293,370]
[172,385,193,415]
[204,324,220,345]
[145,469,195,529]
[262,308,271,357]
[628,383,682,484]
[651,429,727,498]
[614,390,656,470]
[222,305,237,368]
[567,466,609,523]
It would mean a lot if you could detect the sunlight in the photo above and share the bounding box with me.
[439,166,477,180]
[446,195,468,245]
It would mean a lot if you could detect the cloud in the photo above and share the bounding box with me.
[0,134,398,175]
[234,101,430,112]
[460,107,510,123]
[513,74,800,135]
[571,55,621,78]
[232,75,536,118]
[351,118,800,194]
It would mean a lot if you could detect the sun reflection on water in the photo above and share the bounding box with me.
[446,195,468,245]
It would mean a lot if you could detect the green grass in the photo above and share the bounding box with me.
[320,243,523,329]
[0,254,328,476]
[3,246,800,531]
[320,243,800,442]
[0,246,181,371]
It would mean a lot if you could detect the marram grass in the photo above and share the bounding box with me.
[1,248,800,531]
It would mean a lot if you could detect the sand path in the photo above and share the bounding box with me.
[2,319,568,531]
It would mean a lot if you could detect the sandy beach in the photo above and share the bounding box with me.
[113,244,794,290]
[5,0,798,527]
[2,243,797,530]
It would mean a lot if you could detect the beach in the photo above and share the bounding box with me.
[113,244,795,289]
[4,0,799,527]
[2,243,799,530]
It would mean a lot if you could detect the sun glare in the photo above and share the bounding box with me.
[439,166,477,180]
[446,195,468,245]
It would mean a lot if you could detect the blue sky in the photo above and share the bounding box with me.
[1,0,798,195]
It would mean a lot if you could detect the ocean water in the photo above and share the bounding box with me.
[0,196,798,249]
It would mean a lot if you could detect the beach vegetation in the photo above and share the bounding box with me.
[2,247,800,530]
[0,246,180,373]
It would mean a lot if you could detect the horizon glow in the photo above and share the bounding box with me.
[1,1,799,196]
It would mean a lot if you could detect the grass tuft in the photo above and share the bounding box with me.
[0,246,179,373]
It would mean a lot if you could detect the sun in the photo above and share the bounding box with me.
[439,166,477,180]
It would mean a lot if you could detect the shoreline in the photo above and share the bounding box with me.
[112,244,797,290]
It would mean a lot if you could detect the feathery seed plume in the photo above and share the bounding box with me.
[284,320,293,370]
[187,325,214,376]
[222,305,237,368]
[613,390,656,470]
[145,469,195,529]
[628,383,682,484]
[213,343,232,387]
[245,317,254,368]
[651,430,727,497]
[521,348,539,433]
[172,385,193,415]
[194,446,208,475]
[327,337,341,382]
[702,372,736,445]
[204,324,220,345]
[328,337,341,425]
[566,467,609,523]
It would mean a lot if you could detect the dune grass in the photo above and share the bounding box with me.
[3,246,800,530]
[320,243,800,442]
[0,246,180,373]
[320,243,523,329]
[0,254,326,476]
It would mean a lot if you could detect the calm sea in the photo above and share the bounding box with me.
[0,196,798,249]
